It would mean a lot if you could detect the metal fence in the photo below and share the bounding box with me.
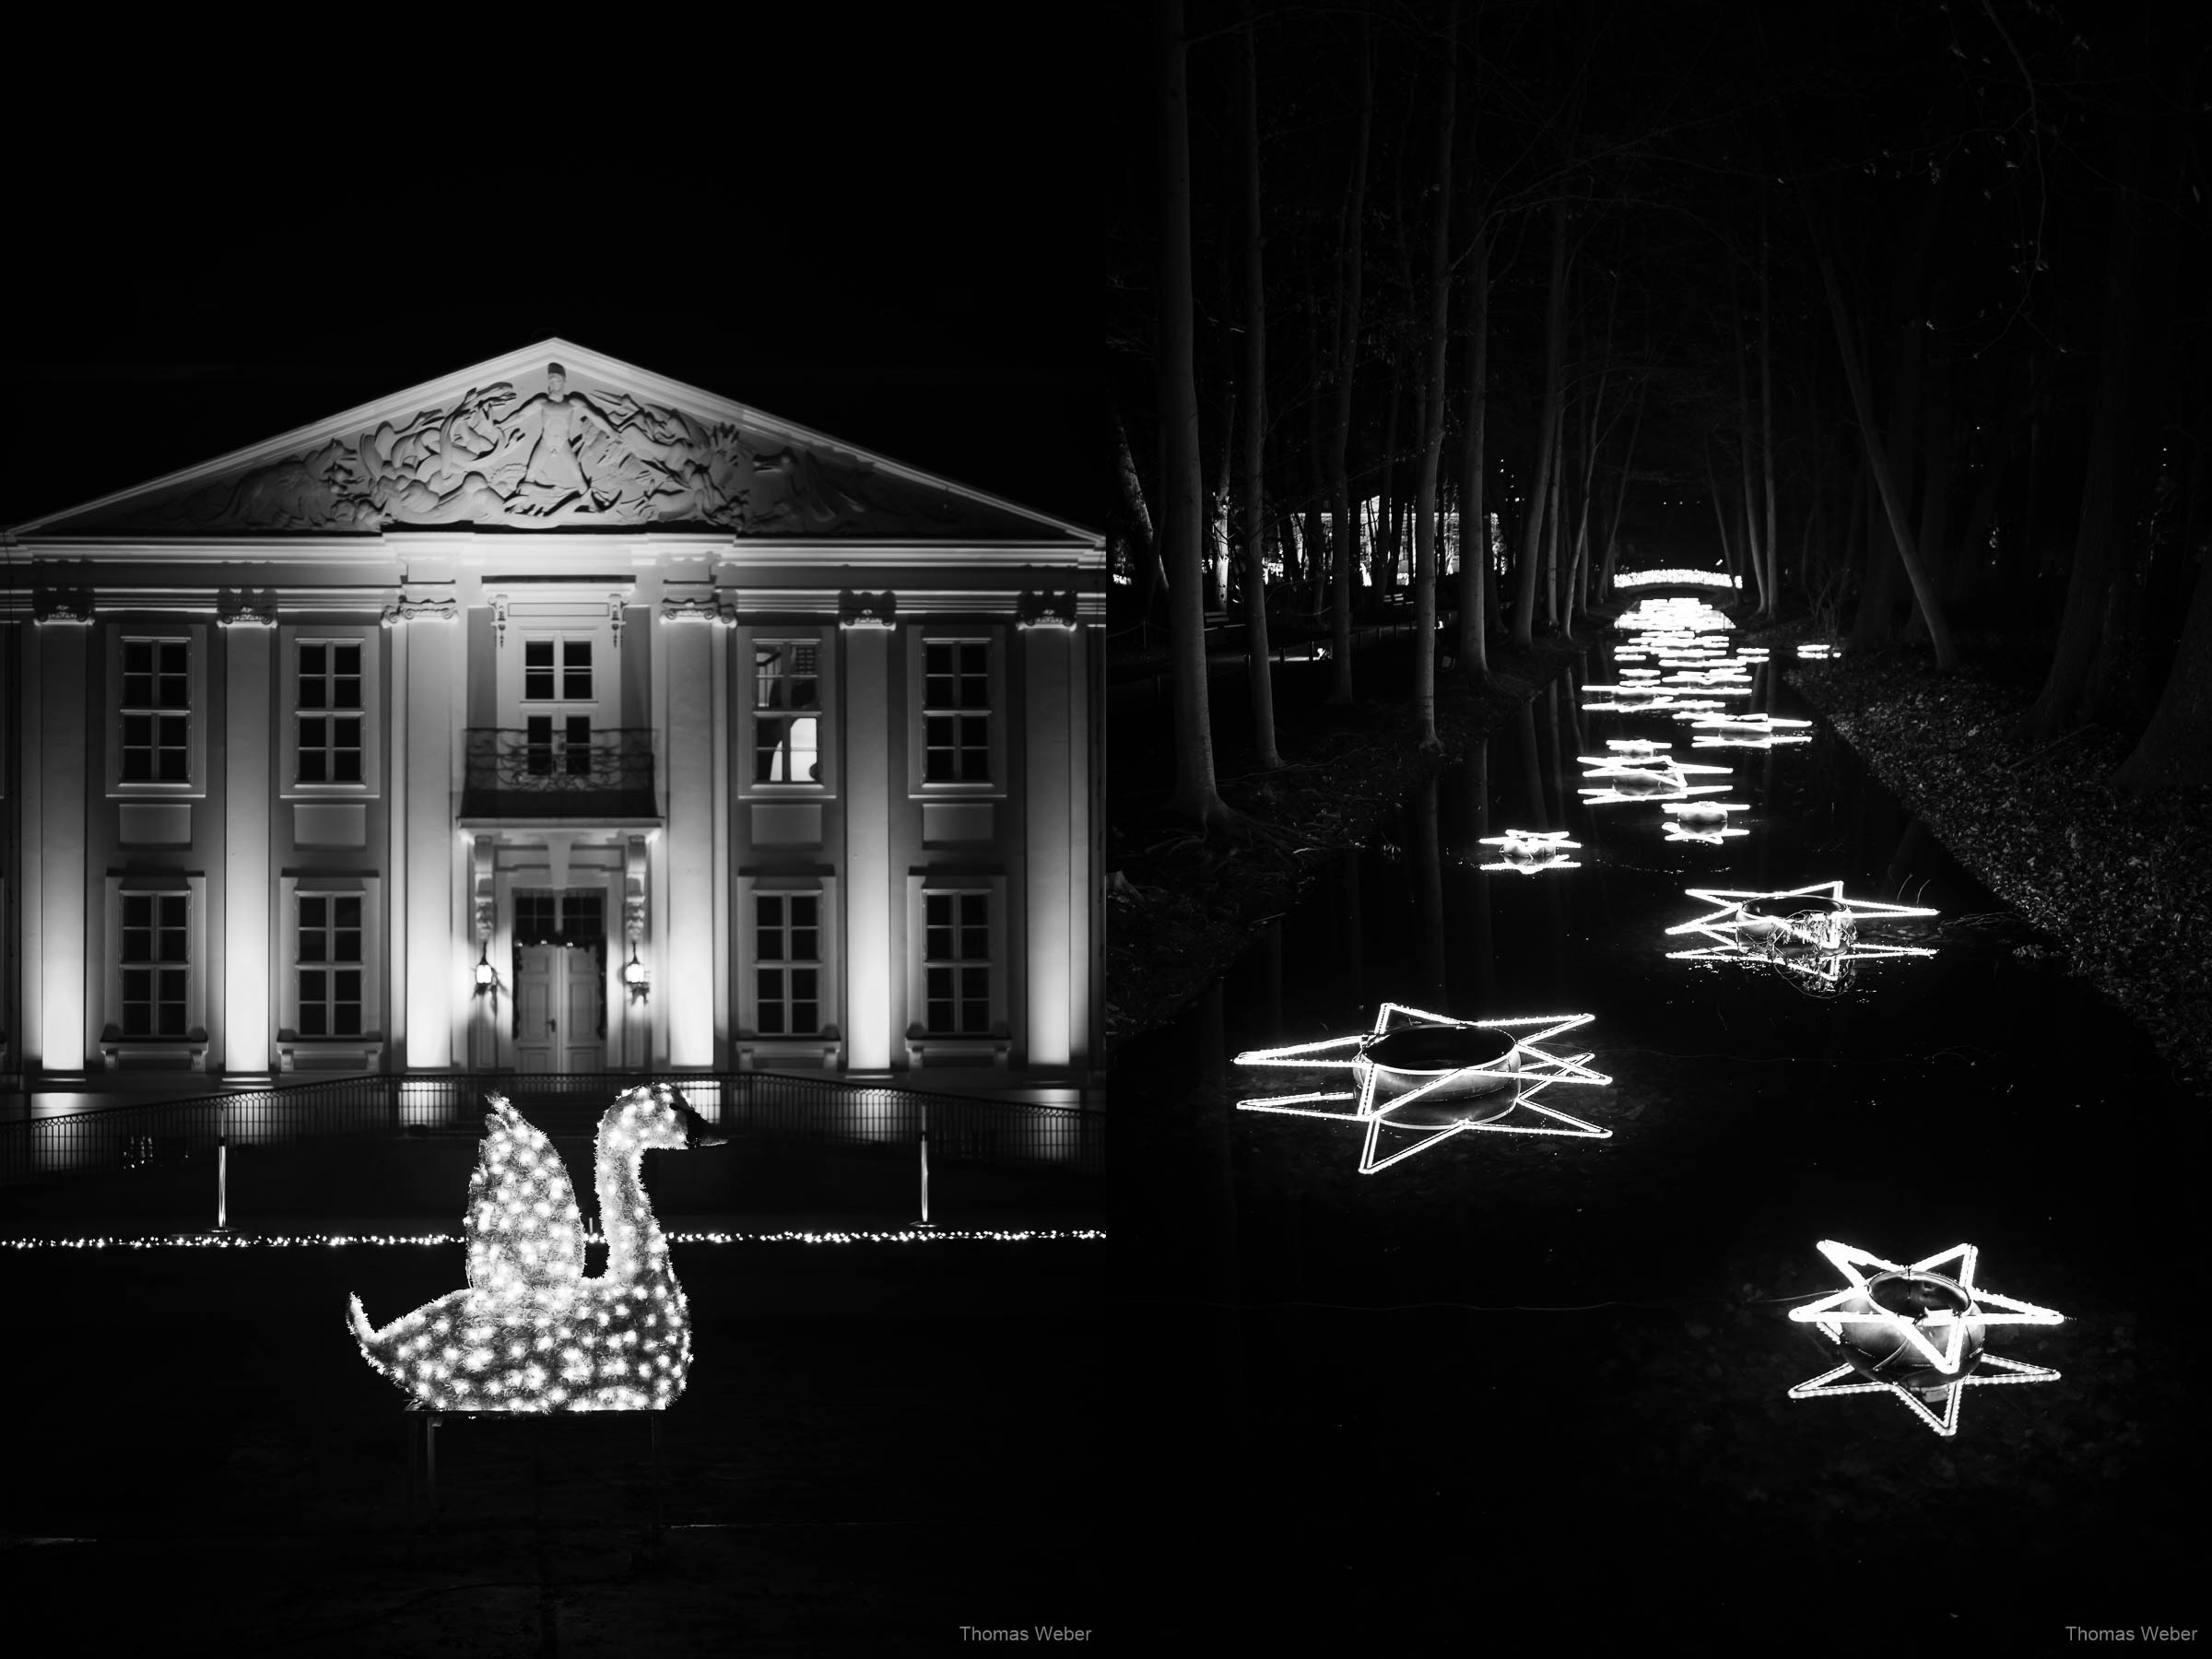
[0,1071,1104,1188]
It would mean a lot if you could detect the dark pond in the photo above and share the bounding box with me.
[1112,613,2208,1649]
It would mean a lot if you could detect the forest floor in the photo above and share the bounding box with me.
[1105,631,1593,1055]
[1783,640,2212,1099]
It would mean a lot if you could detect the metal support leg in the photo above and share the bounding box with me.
[426,1413,440,1532]
[650,1412,664,1545]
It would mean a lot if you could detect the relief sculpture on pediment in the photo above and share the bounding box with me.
[142,361,951,535]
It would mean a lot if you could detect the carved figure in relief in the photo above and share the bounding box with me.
[163,439,364,531]
[493,364,624,516]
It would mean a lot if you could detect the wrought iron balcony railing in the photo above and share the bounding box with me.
[461,728,657,818]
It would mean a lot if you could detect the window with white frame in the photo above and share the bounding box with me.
[521,636,596,776]
[296,893,365,1038]
[753,891,821,1035]
[120,639,191,783]
[753,641,821,783]
[921,889,993,1035]
[922,640,992,783]
[296,641,364,784]
[119,892,190,1037]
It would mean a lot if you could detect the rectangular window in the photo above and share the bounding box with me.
[524,639,593,701]
[923,641,991,783]
[755,893,821,1035]
[120,639,191,783]
[753,641,821,783]
[297,895,363,1038]
[296,641,364,784]
[120,892,190,1037]
[922,891,991,1035]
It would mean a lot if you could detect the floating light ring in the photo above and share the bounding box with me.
[1664,881,1937,995]
[1786,1241,2064,1438]
[1660,800,1749,842]
[1235,1003,1613,1173]
[1477,829,1583,875]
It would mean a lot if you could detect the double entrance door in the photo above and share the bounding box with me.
[512,888,607,1073]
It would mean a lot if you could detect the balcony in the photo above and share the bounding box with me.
[459,727,658,821]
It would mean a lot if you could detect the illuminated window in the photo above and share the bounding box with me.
[753,641,821,782]
[120,892,190,1037]
[120,639,190,782]
[524,639,594,701]
[298,894,364,1038]
[922,891,992,1035]
[754,893,820,1035]
[297,641,364,784]
[922,641,991,783]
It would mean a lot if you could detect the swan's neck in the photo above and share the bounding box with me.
[594,1147,668,1284]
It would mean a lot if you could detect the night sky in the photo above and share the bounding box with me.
[2,17,1101,534]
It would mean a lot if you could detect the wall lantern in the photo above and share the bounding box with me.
[1234,1002,1613,1173]
[621,945,650,1001]
[348,1088,725,1413]
[1786,1239,2064,1437]
[472,943,498,996]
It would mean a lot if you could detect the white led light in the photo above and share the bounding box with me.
[1612,569,1738,589]
[1677,711,1814,747]
[1235,1003,1613,1173]
[1785,1240,2064,1438]
[1477,829,1583,875]
[348,1087,712,1414]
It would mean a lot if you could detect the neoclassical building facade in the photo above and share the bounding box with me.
[3,341,1102,1112]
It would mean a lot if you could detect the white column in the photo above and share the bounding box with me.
[658,606,716,1067]
[221,615,274,1078]
[395,599,460,1068]
[36,615,90,1075]
[1022,620,1076,1069]
[841,618,893,1072]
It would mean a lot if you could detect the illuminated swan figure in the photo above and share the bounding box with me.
[347,1086,725,1412]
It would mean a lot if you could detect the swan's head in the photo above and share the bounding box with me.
[600,1083,727,1156]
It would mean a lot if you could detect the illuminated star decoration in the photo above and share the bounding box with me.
[1786,1240,2064,1437]
[1664,880,1937,994]
[1660,800,1749,842]
[1797,641,1837,658]
[1611,568,1738,590]
[1477,828,1583,874]
[1678,710,1814,748]
[348,1086,723,1413]
[1234,1002,1613,1173]
[1576,750,1733,805]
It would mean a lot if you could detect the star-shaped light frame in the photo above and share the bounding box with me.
[1678,711,1814,748]
[1786,1240,2065,1437]
[1234,1003,1613,1173]
[1477,829,1583,874]
[1660,800,1749,842]
[1663,888,1937,995]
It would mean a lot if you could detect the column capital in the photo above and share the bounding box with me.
[1017,589,1079,629]
[838,589,898,629]
[381,594,460,628]
[32,589,93,624]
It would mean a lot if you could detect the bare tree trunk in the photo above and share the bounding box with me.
[1807,199,1959,671]
[1600,381,1646,601]
[1113,406,1168,627]
[1759,182,1779,618]
[1409,5,1458,752]
[1156,0,1231,828]
[1512,199,1569,649]
[1705,441,1737,588]
[1237,3,1281,770]
[1456,225,1492,681]
[1207,381,1235,608]
[1325,10,1371,704]
[1730,264,1767,616]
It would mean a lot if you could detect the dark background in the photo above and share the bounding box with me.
[2,16,1102,533]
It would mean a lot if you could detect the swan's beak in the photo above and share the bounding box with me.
[679,1104,727,1148]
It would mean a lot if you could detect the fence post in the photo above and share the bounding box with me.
[215,1098,229,1233]
[918,1100,933,1229]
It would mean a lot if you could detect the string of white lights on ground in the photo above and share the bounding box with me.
[1235,1003,1614,1172]
[1786,1240,2065,1438]
[1,1229,1106,1251]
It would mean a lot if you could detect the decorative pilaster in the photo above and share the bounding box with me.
[221,614,275,1078]
[36,611,91,1075]
[840,612,893,1072]
[1023,621,1076,1069]
[396,594,460,1067]
[658,605,716,1066]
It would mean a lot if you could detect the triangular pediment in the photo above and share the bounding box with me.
[11,340,1091,544]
